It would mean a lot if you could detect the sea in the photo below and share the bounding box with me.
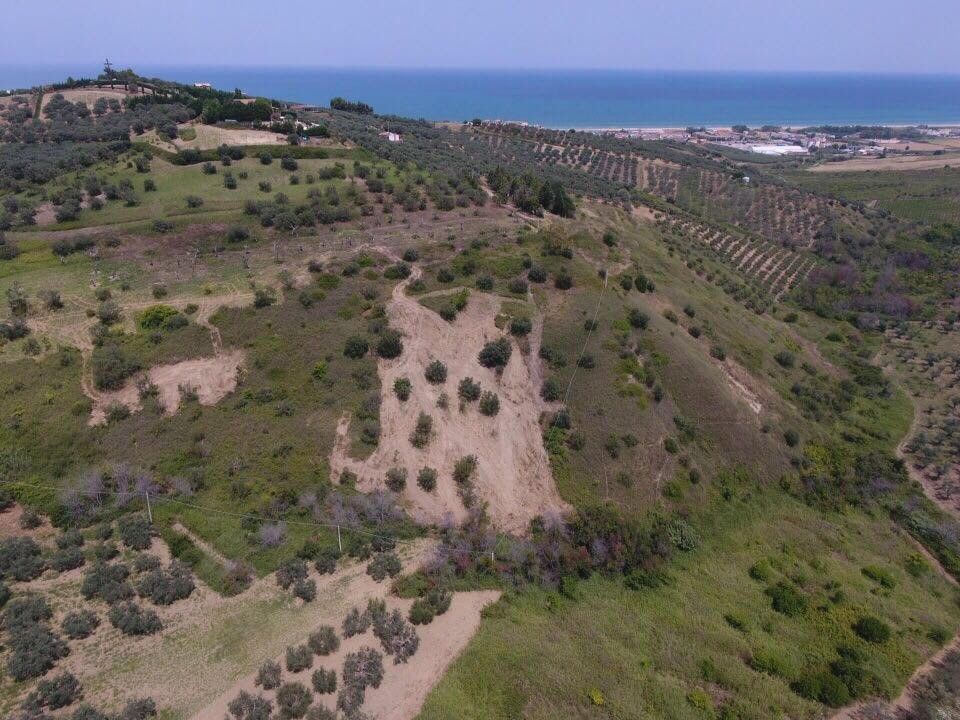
[3,66,960,129]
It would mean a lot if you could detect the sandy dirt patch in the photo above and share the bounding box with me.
[808,153,960,172]
[89,350,244,425]
[174,123,288,150]
[329,266,568,534]
[40,88,133,112]
[72,541,430,718]
[196,588,500,720]
[0,503,58,546]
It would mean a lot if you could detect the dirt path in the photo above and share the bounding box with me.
[329,253,568,534]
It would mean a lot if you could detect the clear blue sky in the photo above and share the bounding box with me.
[2,0,958,73]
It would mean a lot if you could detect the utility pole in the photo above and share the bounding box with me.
[144,489,153,524]
[337,525,342,553]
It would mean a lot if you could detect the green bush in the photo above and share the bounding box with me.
[118,514,152,550]
[22,670,81,710]
[393,377,412,401]
[766,581,807,616]
[276,682,311,719]
[136,564,195,605]
[308,626,340,656]
[417,467,438,492]
[61,609,100,639]
[409,412,433,448]
[108,602,161,636]
[255,659,281,690]
[478,338,512,368]
[385,467,407,492]
[81,562,134,603]
[376,329,403,358]
[509,317,532,335]
[861,565,897,589]
[367,552,401,581]
[311,668,337,694]
[286,644,313,672]
[337,332,368,359]
[791,670,851,707]
[424,360,447,384]
[853,616,891,643]
[453,455,477,485]
[458,377,481,402]
[0,536,45,581]
[479,391,500,416]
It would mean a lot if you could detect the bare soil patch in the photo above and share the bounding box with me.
[89,350,244,425]
[809,153,960,172]
[329,266,567,534]
[173,123,288,150]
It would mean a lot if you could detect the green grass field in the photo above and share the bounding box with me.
[420,486,960,720]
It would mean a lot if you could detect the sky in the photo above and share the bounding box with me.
[1,0,958,74]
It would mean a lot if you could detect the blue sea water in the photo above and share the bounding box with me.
[3,65,960,129]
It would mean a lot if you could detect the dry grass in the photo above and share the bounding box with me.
[809,153,960,172]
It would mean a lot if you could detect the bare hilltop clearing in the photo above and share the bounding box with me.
[330,264,567,533]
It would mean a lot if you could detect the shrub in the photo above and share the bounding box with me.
[51,546,85,572]
[293,579,316,602]
[343,335,369,359]
[342,646,384,690]
[119,698,157,720]
[276,682,311,719]
[136,564,195,605]
[227,225,250,243]
[0,536,44,581]
[308,626,340,656]
[527,266,547,283]
[453,455,477,485]
[784,429,800,447]
[475,275,494,291]
[119,514,152,550]
[61,610,100,639]
[554,271,573,289]
[409,412,433,448]
[458,377,481,402]
[5,595,53,630]
[628,308,649,329]
[372,607,420,663]
[6,623,68,681]
[385,467,407,492]
[253,287,276,308]
[255,660,281,690]
[393,377,412,401]
[508,277,528,294]
[766,581,806,616]
[227,691,272,720]
[376,329,404,358]
[775,350,796,368]
[479,391,500,416]
[791,671,851,707]
[23,671,81,710]
[710,344,727,361]
[108,602,161,636]
[286,644,314,672]
[367,552,401,581]
[133,553,161,572]
[342,606,371,638]
[276,558,308,589]
[861,565,897,589]
[424,360,447,384]
[185,194,204,208]
[577,353,596,369]
[853,616,891,643]
[314,547,340,575]
[312,668,337,694]
[91,344,138,391]
[81,562,133,603]
[478,337,512,368]
[417,467,438,492]
[509,316,532,335]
